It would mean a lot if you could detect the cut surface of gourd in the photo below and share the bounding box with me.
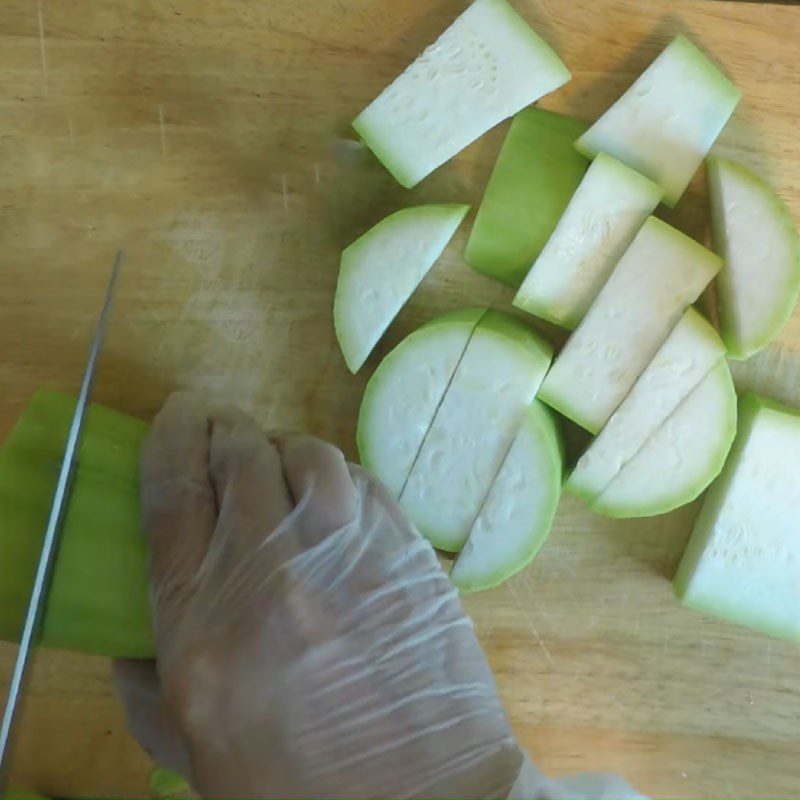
[674,394,800,640]
[575,35,740,206]
[592,360,736,518]
[708,157,800,360]
[538,217,721,434]
[357,308,485,497]
[451,401,562,593]
[0,390,153,657]
[399,311,552,552]
[465,108,588,287]
[567,308,725,502]
[514,153,662,328]
[334,204,469,373]
[353,0,570,188]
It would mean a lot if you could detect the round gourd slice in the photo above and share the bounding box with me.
[357,308,485,498]
[398,311,552,551]
[334,204,469,373]
[708,157,800,360]
[591,360,737,519]
[451,401,562,593]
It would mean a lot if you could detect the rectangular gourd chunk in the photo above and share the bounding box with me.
[399,311,552,552]
[575,35,740,207]
[538,217,721,434]
[514,154,662,329]
[353,0,570,188]
[674,394,800,640]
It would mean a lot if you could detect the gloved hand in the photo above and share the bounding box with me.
[114,393,523,799]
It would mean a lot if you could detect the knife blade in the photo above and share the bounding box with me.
[0,250,123,794]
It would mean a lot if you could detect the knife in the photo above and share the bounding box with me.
[0,250,123,794]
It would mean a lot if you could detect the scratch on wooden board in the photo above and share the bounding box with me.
[37,5,49,97]
[158,105,168,158]
[281,174,289,212]
[529,597,554,631]
[266,378,290,429]
[314,163,322,185]
[66,114,75,146]
[509,582,556,671]
[478,616,496,641]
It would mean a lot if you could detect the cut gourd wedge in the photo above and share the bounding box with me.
[0,390,153,657]
[538,217,721,434]
[357,308,485,497]
[514,154,662,328]
[674,393,800,640]
[451,401,562,593]
[708,157,800,360]
[465,108,588,287]
[567,308,725,502]
[575,35,740,207]
[592,360,736,518]
[395,311,552,552]
[334,204,470,373]
[352,0,571,188]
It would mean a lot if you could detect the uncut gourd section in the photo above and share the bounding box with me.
[675,395,800,641]
[0,391,153,657]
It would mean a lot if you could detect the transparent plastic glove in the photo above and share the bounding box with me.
[114,393,523,799]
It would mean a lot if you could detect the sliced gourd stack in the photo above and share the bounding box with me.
[566,309,733,516]
[398,310,551,550]
[538,217,721,434]
[592,360,737,519]
[358,308,485,496]
[359,309,562,590]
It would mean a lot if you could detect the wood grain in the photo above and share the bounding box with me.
[1,1,799,797]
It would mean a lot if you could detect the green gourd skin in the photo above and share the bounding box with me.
[0,390,154,657]
[465,108,589,287]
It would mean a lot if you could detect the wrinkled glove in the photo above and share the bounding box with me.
[114,393,523,799]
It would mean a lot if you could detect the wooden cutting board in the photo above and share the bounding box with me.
[1,1,799,796]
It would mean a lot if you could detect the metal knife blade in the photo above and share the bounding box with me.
[0,250,123,794]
